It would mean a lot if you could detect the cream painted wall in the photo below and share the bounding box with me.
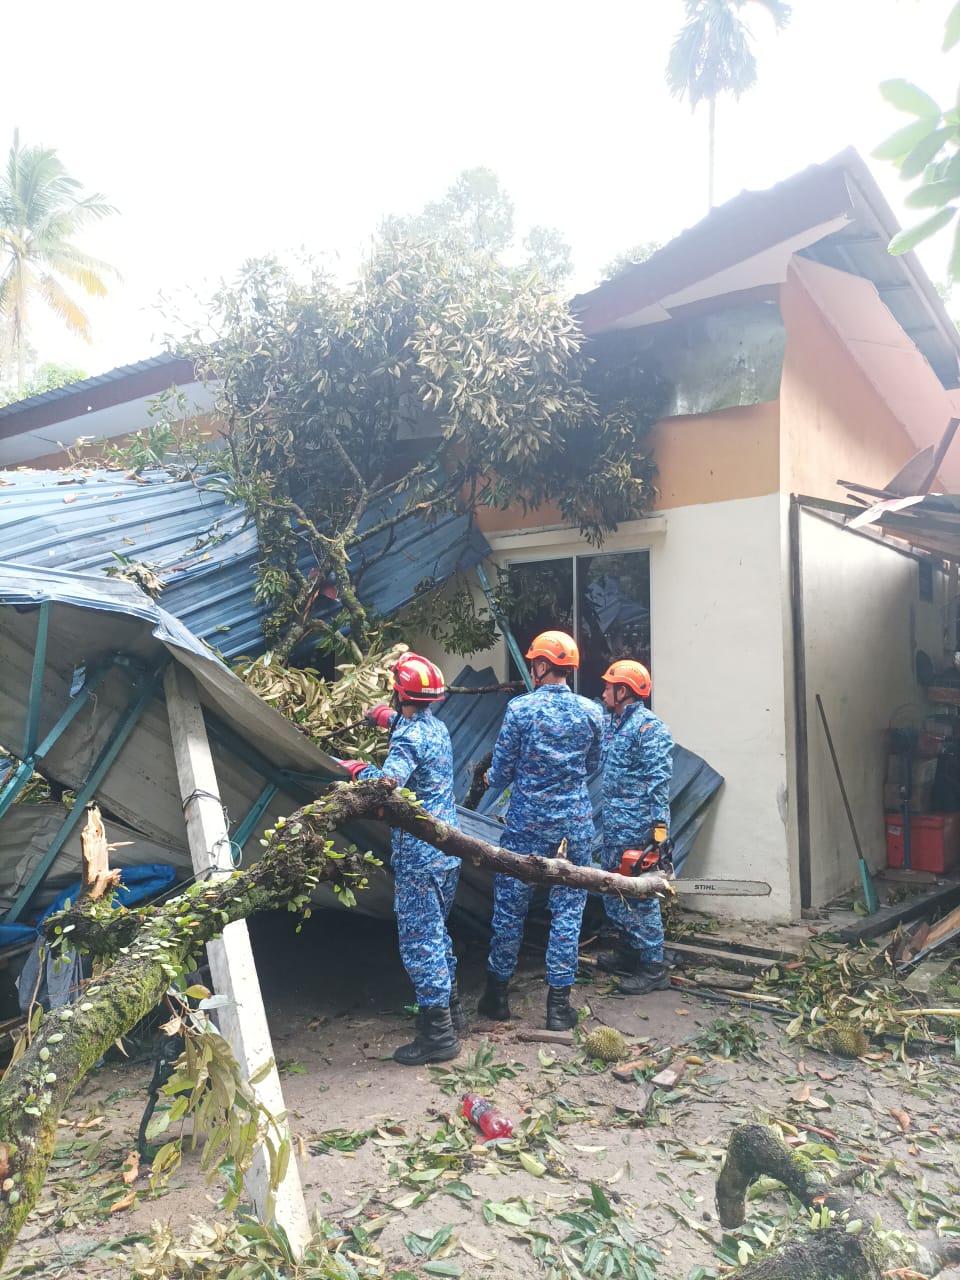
[417,496,797,922]
[798,508,948,907]
[647,493,794,921]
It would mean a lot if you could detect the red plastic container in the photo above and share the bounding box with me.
[885,812,960,873]
[461,1093,513,1140]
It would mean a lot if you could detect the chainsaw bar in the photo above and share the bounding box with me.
[666,877,771,897]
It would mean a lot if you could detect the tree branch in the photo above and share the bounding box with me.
[0,779,669,1264]
[716,1122,955,1278]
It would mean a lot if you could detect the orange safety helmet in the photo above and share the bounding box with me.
[601,659,651,699]
[392,653,446,702]
[525,630,580,669]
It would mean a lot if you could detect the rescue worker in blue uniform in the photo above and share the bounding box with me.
[340,653,463,1066]
[596,659,674,994]
[477,630,604,1031]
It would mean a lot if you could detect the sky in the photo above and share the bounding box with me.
[2,0,958,379]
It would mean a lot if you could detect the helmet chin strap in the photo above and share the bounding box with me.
[530,659,549,689]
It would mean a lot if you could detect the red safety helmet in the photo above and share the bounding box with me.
[525,630,580,669]
[601,659,651,699]
[391,653,446,703]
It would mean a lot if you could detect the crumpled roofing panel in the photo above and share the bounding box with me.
[439,666,724,876]
[0,469,489,658]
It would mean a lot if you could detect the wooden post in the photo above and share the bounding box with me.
[163,665,310,1254]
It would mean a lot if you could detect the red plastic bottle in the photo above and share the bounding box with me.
[461,1092,513,1140]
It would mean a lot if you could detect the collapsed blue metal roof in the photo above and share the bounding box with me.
[0,470,724,933]
[440,666,724,874]
[0,469,489,658]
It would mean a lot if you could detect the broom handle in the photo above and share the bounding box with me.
[815,694,866,862]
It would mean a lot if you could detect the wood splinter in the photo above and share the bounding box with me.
[80,805,127,901]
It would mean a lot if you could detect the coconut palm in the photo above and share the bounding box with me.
[667,0,792,209]
[0,130,117,388]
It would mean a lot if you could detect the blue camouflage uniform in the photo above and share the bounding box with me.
[600,703,674,961]
[359,709,460,1009]
[486,684,604,988]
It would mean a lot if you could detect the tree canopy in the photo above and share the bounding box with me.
[0,359,86,407]
[388,166,574,285]
[0,131,117,388]
[183,222,668,664]
[666,0,792,207]
[875,2,960,277]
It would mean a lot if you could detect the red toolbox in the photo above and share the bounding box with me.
[885,812,960,873]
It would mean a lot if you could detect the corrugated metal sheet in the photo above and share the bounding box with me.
[0,565,397,922]
[0,469,490,658]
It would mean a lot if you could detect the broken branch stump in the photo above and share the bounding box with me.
[80,805,122,902]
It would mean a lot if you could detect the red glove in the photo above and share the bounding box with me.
[336,759,368,781]
[365,703,395,730]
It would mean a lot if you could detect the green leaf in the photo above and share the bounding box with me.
[518,1150,546,1176]
[589,1181,614,1219]
[874,119,941,163]
[905,178,960,209]
[145,1109,172,1140]
[880,79,942,118]
[426,1224,454,1258]
[900,128,953,180]
[423,1265,463,1278]
[404,1231,429,1257]
[889,207,957,255]
[248,1057,277,1085]
[444,1180,474,1201]
[945,0,960,51]
[484,1198,532,1227]
[948,217,960,282]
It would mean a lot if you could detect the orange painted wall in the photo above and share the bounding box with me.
[472,400,781,535]
[650,402,780,510]
[779,270,919,499]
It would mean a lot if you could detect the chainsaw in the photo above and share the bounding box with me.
[616,822,771,898]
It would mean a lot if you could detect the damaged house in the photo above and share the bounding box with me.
[1,147,959,942]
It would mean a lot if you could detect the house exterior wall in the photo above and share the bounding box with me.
[421,492,796,923]
[778,267,920,500]
[797,506,947,906]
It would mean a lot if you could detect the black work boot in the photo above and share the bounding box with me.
[619,960,671,996]
[449,982,468,1033]
[545,985,578,1031]
[477,973,511,1021]
[596,945,637,976]
[393,1007,460,1066]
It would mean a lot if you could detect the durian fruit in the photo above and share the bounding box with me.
[824,1020,870,1058]
[582,1026,628,1062]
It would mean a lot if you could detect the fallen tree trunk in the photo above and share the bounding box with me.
[730,1232,960,1279]
[0,778,670,1265]
[718,1122,960,1278]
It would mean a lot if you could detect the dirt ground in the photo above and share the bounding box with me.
[3,907,960,1279]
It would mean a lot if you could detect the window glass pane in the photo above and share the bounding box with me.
[506,559,574,683]
[576,551,651,699]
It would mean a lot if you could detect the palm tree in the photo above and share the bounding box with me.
[666,0,792,210]
[0,130,117,389]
